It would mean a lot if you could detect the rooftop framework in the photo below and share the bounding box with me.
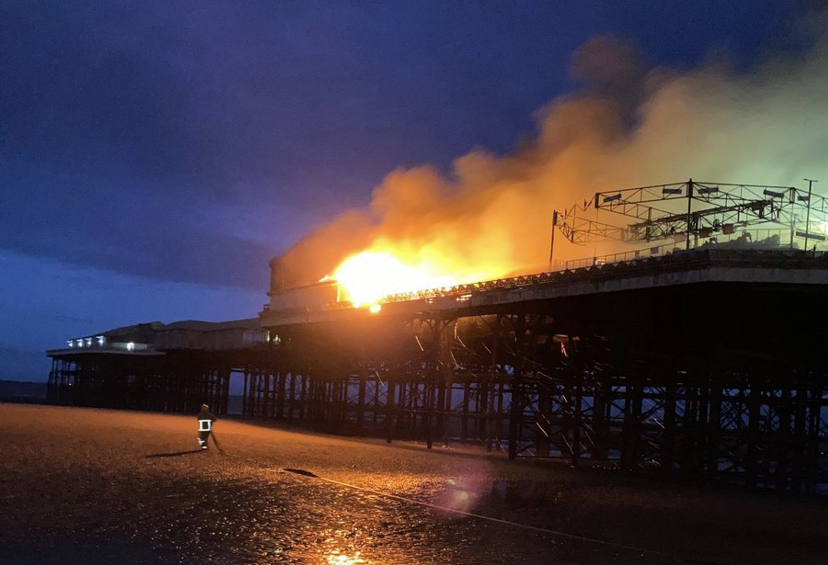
[551,179,828,270]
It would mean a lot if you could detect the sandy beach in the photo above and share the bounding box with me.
[1,403,826,564]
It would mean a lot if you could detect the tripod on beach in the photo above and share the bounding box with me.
[209,430,226,454]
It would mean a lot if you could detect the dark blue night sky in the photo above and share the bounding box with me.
[0,1,814,380]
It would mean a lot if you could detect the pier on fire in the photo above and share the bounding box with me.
[47,180,828,495]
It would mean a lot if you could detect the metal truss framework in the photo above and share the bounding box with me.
[553,179,828,254]
[48,351,242,415]
[47,254,828,497]
[49,309,828,495]
[244,277,828,496]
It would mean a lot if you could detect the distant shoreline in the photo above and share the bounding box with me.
[0,379,47,403]
[0,380,244,414]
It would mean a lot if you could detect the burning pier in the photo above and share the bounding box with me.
[47,180,828,494]
[257,249,828,495]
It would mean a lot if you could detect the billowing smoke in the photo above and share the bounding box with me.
[278,18,828,288]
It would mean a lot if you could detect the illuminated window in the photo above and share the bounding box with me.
[76,339,84,348]
[126,342,135,351]
[96,335,105,347]
[85,337,92,347]
[67,340,74,348]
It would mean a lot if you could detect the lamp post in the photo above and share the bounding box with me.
[804,179,818,251]
[548,210,558,271]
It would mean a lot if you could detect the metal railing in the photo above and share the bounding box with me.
[562,228,825,271]
[261,243,828,317]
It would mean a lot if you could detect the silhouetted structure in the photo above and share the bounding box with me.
[46,179,828,495]
[47,319,267,414]
[256,249,828,495]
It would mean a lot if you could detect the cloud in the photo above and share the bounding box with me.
[2,1,500,289]
[0,162,276,291]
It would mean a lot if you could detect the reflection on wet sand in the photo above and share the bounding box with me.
[325,548,366,564]
[3,405,827,565]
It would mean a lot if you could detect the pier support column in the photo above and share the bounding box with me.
[508,314,526,461]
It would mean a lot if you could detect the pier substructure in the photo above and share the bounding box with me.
[253,251,828,494]
[47,349,274,416]
[44,251,828,494]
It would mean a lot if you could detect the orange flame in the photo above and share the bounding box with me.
[332,250,462,305]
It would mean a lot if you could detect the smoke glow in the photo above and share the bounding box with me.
[280,17,828,295]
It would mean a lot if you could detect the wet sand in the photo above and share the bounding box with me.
[1,403,826,564]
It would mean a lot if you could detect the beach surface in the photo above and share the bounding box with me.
[1,403,826,564]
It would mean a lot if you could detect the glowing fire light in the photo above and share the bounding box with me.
[326,550,364,565]
[332,251,459,306]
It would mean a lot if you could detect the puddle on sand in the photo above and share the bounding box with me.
[488,479,568,506]
[435,477,569,513]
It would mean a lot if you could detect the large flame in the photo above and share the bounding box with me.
[332,251,461,305]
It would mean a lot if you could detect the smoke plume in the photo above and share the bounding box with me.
[278,20,828,288]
